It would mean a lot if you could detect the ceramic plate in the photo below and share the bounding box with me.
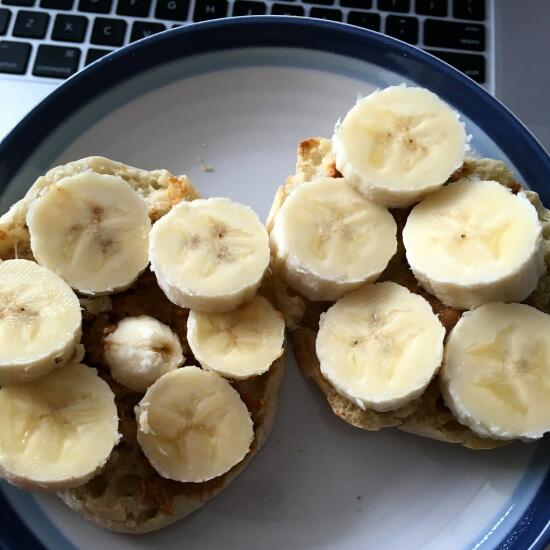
[0,17,548,550]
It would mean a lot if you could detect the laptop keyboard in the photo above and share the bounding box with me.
[0,0,490,85]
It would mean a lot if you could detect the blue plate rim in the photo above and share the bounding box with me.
[0,16,548,550]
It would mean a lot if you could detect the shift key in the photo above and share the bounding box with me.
[33,45,80,78]
[424,19,485,51]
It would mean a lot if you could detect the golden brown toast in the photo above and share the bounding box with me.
[0,157,284,533]
[268,138,550,450]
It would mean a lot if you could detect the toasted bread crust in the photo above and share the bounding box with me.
[0,158,284,533]
[270,137,550,450]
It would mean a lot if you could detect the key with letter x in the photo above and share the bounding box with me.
[52,14,88,42]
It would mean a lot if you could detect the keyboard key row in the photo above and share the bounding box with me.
[0,1,487,32]
[0,0,489,21]
[0,9,485,52]
[0,39,78,76]
[2,13,174,45]
[0,39,116,76]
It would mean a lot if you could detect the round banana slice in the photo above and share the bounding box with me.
[333,86,466,208]
[27,172,151,295]
[149,198,270,313]
[403,179,544,310]
[270,177,397,301]
[187,295,284,380]
[0,259,82,385]
[136,366,253,482]
[0,363,120,490]
[104,315,185,392]
[441,303,550,440]
[316,282,445,412]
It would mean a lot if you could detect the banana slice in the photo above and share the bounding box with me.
[104,315,184,392]
[0,259,82,385]
[332,85,466,208]
[149,198,270,313]
[187,295,284,380]
[316,282,445,412]
[27,172,151,295]
[0,363,120,490]
[403,180,545,309]
[136,366,253,482]
[270,177,397,301]
[441,302,550,440]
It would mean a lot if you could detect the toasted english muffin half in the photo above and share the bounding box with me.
[268,137,550,450]
[0,157,284,533]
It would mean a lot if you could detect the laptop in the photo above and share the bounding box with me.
[0,0,549,150]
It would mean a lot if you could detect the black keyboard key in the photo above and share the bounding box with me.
[271,4,303,15]
[2,0,34,6]
[130,20,164,41]
[0,9,11,35]
[303,0,333,4]
[233,1,266,15]
[78,0,111,13]
[310,7,341,21]
[426,49,485,82]
[348,11,380,31]
[453,0,484,21]
[91,17,126,45]
[85,46,111,64]
[155,0,188,20]
[424,19,484,51]
[415,0,446,16]
[13,10,49,38]
[341,0,372,7]
[116,0,150,17]
[193,0,227,21]
[0,40,30,74]
[52,14,87,41]
[386,15,418,43]
[378,0,409,12]
[33,44,80,77]
[40,0,73,9]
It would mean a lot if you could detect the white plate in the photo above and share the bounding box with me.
[0,18,548,550]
